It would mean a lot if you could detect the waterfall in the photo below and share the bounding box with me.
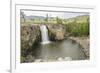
[40,25,50,44]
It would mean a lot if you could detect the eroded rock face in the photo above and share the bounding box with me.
[21,24,66,62]
[68,37,90,59]
[21,25,41,62]
[47,24,66,41]
[21,25,41,50]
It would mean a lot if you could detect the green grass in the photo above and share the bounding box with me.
[21,15,89,37]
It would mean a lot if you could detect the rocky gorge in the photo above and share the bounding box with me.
[21,24,66,50]
[21,24,89,63]
[21,24,66,62]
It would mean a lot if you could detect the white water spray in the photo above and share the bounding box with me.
[40,25,50,44]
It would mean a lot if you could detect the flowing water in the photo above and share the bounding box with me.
[32,25,86,62]
[40,25,50,44]
[32,39,86,61]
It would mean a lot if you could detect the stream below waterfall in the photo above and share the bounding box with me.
[32,38,86,62]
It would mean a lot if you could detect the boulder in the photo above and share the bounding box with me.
[64,57,72,61]
[47,24,66,41]
[34,59,42,62]
[57,57,63,61]
[25,55,35,62]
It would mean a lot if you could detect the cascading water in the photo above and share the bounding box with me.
[40,25,50,44]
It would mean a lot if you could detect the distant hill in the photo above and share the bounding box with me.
[66,15,89,23]
[25,15,45,20]
[21,14,89,24]
[24,15,54,20]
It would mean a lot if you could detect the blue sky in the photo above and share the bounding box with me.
[22,10,89,19]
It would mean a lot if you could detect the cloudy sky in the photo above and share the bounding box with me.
[21,10,89,19]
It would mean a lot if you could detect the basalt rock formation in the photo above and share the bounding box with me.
[21,25,41,62]
[47,24,66,41]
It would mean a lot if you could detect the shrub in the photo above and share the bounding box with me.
[65,19,89,37]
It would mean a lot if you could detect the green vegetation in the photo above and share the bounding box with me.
[21,13,89,37]
[56,16,63,24]
[44,14,49,24]
[65,18,89,36]
[20,12,90,62]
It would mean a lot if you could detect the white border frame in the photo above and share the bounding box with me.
[11,1,96,73]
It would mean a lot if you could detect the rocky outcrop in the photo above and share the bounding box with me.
[21,25,41,50]
[21,25,41,62]
[21,24,67,62]
[47,24,66,41]
[68,37,90,59]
